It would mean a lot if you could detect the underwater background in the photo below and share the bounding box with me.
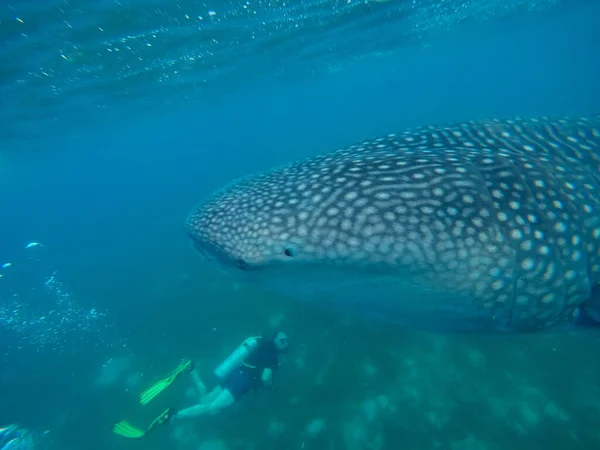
[1,0,600,449]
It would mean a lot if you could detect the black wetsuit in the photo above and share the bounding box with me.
[220,338,280,401]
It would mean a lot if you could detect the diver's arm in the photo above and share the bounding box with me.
[261,368,273,387]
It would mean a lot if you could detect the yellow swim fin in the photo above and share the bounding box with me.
[140,359,192,406]
[113,408,174,439]
[112,420,146,439]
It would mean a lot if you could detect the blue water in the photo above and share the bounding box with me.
[1,0,600,449]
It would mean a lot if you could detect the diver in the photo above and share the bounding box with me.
[172,331,289,421]
[112,331,289,439]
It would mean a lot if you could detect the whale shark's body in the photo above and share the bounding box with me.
[186,115,600,333]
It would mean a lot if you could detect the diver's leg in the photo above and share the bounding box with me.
[199,385,222,404]
[173,388,234,420]
[204,389,235,416]
[172,386,221,420]
[190,368,207,398]
[174,402,210,419]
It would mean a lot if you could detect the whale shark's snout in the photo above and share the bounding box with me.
[185,184,300,272]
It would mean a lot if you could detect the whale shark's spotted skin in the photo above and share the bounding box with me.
[186,115,600,333]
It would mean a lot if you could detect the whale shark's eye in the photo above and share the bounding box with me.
[284,248,295,257]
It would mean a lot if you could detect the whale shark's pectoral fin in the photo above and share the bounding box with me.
[575,285,600,329]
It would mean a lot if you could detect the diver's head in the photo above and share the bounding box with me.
[272,331,289,352]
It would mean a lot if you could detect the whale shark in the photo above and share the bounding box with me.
[186,115,600,333]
